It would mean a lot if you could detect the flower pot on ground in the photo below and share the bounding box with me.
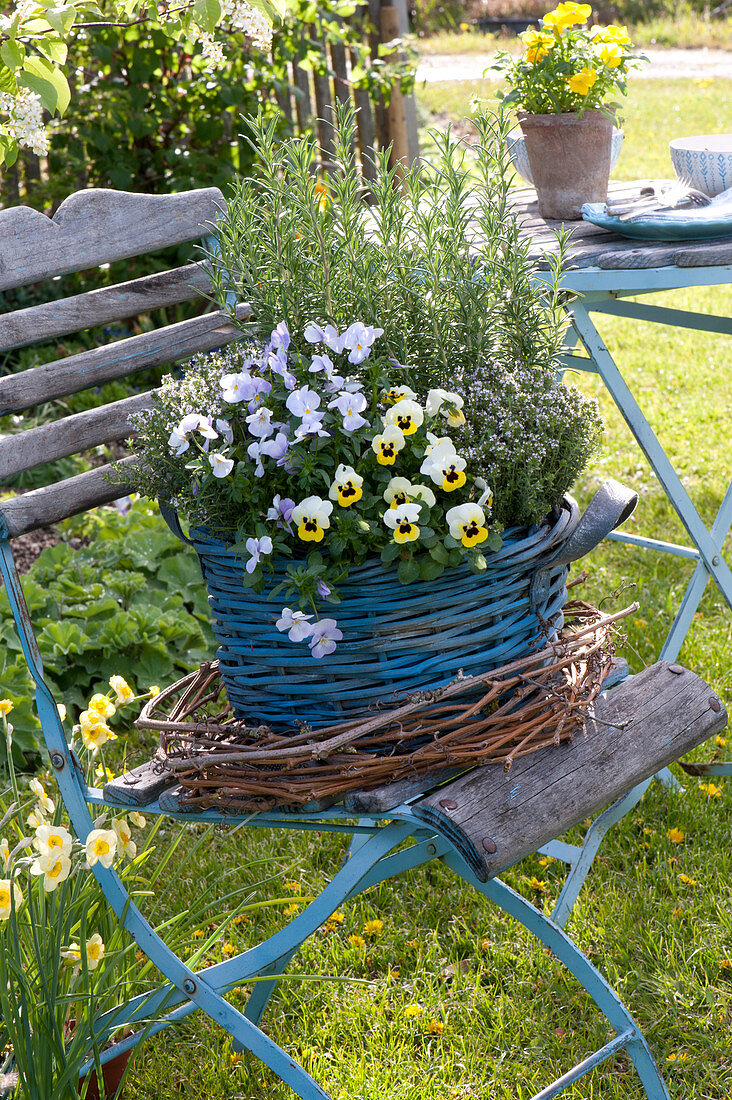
[518,108,614,220]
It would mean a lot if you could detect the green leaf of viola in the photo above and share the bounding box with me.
[419,558,444,582]
[239,569,262,588]
[380,541,401,564]
[444,535,459,550]
[429,543,450,564]
[397,558,420,585]
[483,532,503,552]
[448,550,464,566]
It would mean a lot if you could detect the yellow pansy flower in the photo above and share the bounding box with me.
[329,464,364,507]
[384,399,424,436]
[543,2,592,31]
[291,496,333,543]
[591,23,630,44]
[446,503,489,548]
[383,385,417,406]
[383,477,436,509]
[597,42,623,67]
[383,503,421,545]
[372,424,406,466]
[567,67,598,94]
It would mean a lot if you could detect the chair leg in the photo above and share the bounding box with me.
[442,850,670,1100]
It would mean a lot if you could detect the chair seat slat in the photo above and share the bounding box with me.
[0,458,138,538]
[0,188,224,291]
[0,311,243,415]
[0,391,154,479]
[0,265,212,353]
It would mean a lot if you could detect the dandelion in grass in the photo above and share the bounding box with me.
[363,918,383,937]
[529,877,546,892]
[348,934,366,948]
[0,879,23,919]
[716,736,728,748]
[284,880,302,893]
[95,764,115,784]
[677,874,697,885]
[221,941,237,957]
[85,829,117,868]
[698,781,722,797]
[667,827,685,844]
[284,903,301,918]
[720,959,732,969]
[404,1004,424,1019]
[329,911,345,924]
[428,1018,444,1035]
[672,907,684,918]
[666,1052,689,1063]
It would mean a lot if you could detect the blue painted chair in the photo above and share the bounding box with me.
[1,188,727,1099]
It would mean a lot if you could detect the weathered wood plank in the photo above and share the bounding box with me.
[0,391,153,478]
[0,188,225,291]
[0,311,242,415]
[0,264,212,353]
[343,766,465,813]
[412,662,727,882]
[103,759,176,807]
[2,458,138,537]
[674,240,732,267]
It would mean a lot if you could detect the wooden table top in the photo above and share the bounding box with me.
[511,179,732,273]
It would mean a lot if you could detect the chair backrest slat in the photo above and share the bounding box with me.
[0,311,240,416]
[0,264,211,353]
[0,392,154,479]
[0,188,224,290]
[1,459,139,538]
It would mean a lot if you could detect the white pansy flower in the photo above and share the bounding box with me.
[425,388,466,426]
[383,502,421,545]
[446,503,489,548]
[291,497,333,543]
[329,464,363,507]
[383,477,436,509]
[209,453,235,479]
[383,399,424,436]
[276,608,314,642]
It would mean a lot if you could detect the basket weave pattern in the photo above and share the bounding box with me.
[137,600,633,813]
[191,501,578,731]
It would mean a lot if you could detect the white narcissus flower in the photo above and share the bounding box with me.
[383,399,424,436]
[446,503,489,548]
[371,425,405,466]
[329,464,363,507]
[29,850,72,892]
[85,829,118,869]
[112,818,137,860]
[0,878,23,920]
[109,675,134,705]
[129,811,147,829]
[34,823,72,859]
[209,452,235,479]
[383,502,421,545]
[29,778,55,815]
[291,497,334,543]
[85,932,105,970]
[383,477,436,509]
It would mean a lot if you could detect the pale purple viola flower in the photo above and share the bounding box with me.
[247,377,272,413]
[246,406,275,439]
[179,412,218,440]
[276,607,314,642]
[220,371,254,404]
[308,619,343,659]
[245,535,273,574]
[286,386,321,420]
[323,324,346,355]
[294,411,329,440]
[270,321,290,351]
[268,348,297,390]
[246,441,266,478]
[309,353,335,376]
[209,452,234,479]
[168,428,189,456]
[343,321,384,365]
[317,581,331,599]
[328,390,369,433]
[216,418,234,445]
[266,494,296,526]
[303,321,326,344]
[260,431,289,463]
[322,373,345,395]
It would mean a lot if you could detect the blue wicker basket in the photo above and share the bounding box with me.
[182,496,583,730]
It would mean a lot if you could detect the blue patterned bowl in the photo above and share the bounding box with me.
[506,126,624,186]
[670,134,732,197]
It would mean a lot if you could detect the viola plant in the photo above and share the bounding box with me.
[494,3,645,117]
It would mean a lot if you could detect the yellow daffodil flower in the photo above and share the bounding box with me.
[112,817,137,860]
[384,399,424,436]
[80,710,117,754]
[446,503,489,547]
[0,699,14,717]
[372,424,406,466]
[567,67,598,94]
[383,503,421,544]
[87,693,116,719]
[109,675,135,705]
[328,464,364,507]
[0,878,23,919]
[85,828,118,868]
[30,851,72,892]
[291,496,333,542]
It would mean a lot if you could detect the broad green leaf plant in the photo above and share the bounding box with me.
[0,0,280,168]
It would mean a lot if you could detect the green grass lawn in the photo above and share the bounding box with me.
[8,78,732,1100]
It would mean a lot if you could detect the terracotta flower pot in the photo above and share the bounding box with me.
[517,110,614,221]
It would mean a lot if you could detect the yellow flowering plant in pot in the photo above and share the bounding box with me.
[494,2,645,219]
